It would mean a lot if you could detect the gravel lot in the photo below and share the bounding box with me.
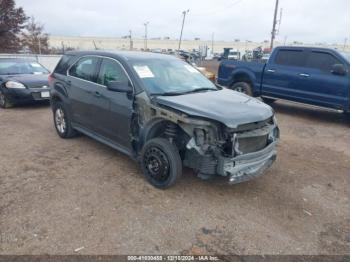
[0,92,349,254]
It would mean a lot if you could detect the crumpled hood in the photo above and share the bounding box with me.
[0,74,49,89]
[154,89,274,128]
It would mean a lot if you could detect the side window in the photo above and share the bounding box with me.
[54,55,75,75]
[97,58,129,86]
[69,56,99,82]
[306,52,342,73]
[275,50,304,67]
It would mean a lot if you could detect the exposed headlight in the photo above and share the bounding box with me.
[194,128,206,146]
[5,81,26,89]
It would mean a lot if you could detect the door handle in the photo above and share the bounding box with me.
[267,69,275,73]
[299,73,310,77]
[66,80,71,86]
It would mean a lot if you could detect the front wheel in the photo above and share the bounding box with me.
[0,90,13,108]
[231,82,253,96]
[141,138,182,189]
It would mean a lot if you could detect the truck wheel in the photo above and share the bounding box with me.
[231,82,253,96]
[141,138,182,189]
[262,97,276,104]
[53,101,77,138]
[0,90,13,108]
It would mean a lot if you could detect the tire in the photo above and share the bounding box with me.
[262,97,276,104]
[141,138,182,189]
[0,90,13,108]
[231,82,253,96]
[52,101,77,138]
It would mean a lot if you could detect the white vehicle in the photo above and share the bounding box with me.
[262,53,271,62]
[228,49,241,60]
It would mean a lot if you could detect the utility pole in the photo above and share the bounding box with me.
[270,0,279,50]
[61,41,65,54]
[144,22,149,50]
[344,38,348,51]
[129,30,133,50]
[211,32,214,55]
[284,35,288,45]
[178,9,189,50]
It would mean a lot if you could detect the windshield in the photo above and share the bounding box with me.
[0,60,49,75]
[340,51,350,63]
[131,59,217,95]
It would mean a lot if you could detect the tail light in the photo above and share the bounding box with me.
[48,74,54,85]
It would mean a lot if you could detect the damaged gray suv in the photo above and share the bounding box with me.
[50,51,279,189]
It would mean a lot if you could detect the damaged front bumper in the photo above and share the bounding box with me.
[217,141,277,184]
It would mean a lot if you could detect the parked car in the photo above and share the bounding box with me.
[242,50,253,61]
[261,53,271,62]
[50,51,279,189]
[219,48,241,61]
[217,46,350,114]
[176,52,215,82]
[196,66,216,82]
[228,49,241,60]
[0,58,50,108]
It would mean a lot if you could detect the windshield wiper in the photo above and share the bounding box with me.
[150,91,187,96]
[181,87,217,94]
[150,87,217,97]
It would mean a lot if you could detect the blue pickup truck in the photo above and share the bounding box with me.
[217,46,350,114]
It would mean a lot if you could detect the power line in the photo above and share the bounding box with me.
[143,22,149,50]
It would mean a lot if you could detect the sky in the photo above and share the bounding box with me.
[16,0,350,44]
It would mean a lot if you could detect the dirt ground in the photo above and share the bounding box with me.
[1,83,350,255]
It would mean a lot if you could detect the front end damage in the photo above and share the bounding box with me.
[134,92,279,184]
[183,117,279,184]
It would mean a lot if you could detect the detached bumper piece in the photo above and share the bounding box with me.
[217,141,277,184]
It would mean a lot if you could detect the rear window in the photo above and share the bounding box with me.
[274,50,304,67]
[54,55,75,75]
[306,52,343,72]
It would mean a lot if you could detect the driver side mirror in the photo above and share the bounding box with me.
[107,80,132,93]
[331,64,347,76]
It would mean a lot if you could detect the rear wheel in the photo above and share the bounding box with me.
[231,82,253,96]
[53,101,77,138]
[0,90,13,108]
[141,138,182,189]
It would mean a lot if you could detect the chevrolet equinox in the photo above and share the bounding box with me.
[50,51,279,189]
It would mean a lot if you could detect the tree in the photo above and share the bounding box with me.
[0,0,27,53]
[21,17,49,54]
